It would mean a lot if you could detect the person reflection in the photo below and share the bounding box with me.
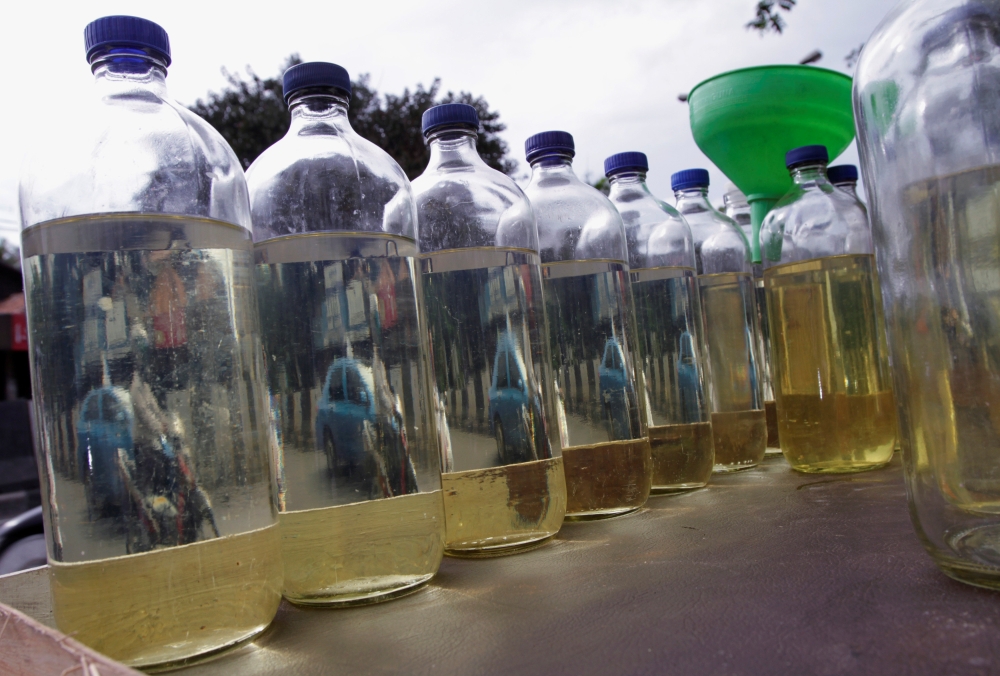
[599,337,635,440]
[676,330,705,423]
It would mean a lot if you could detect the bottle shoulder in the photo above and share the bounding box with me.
[411,163,537,254]
[20,88,250,230]
[761,183,871,265]
[525,176,626,264]
[247,126,415,242]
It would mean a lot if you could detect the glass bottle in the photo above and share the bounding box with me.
[605,152,714,493]
[18,16,281,668]
[724,184,780,454]
[246,63,444,604]
[524,132,652,519]
[854,0,1000,588]
[411,104,566,555]
[759,145,896,473]
[672,169,767,471]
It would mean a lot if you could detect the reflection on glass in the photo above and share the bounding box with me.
[421,247,565,554]
[255,233,444,604]
[543,261,651,518]
[24,215,281,667]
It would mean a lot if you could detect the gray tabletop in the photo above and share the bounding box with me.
[5,453,1000,675]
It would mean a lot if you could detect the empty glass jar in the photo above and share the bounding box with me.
[855,0,1000,587]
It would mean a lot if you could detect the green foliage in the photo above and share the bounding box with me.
[190,55,516,179]
[746,0,797,35]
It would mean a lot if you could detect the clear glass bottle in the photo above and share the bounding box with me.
[411,104,565,555]
[18,16,281,668]
[672,169,766,471]
[605,152,714,493]
[247,63,444,604]
[524,132,652,519]
[724,184,780,454]
[854,0,1000,588]
[760,145,897,473]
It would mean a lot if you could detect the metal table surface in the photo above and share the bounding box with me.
[4,453,1000,675]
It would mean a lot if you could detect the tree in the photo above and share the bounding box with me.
[190,55,516,179]
[747,0,797,35]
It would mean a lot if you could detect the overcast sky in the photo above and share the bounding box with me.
[0,0,901,245]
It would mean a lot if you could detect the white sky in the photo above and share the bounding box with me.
[0,0,901,245]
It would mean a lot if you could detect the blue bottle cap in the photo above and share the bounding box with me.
[84,16,171,66]
[785,145,829,169]
[604,152,648,177]
[525,131,575,163]
[827,164,859,183]
[283,62,352,102]
[422,103,479,135]
[671,168,710,191]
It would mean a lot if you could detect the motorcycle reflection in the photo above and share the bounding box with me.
[487,330,548,464]
[598,337,640,440]
[315,355,418,499]
[76,376,221,554]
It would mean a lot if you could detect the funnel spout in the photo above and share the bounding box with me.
[748,197,778,264]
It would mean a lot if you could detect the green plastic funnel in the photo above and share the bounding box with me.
[688,65,855,262]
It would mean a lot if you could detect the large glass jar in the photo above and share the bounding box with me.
[855,0,1000,588]
[247,62,444,604]
[605,152,714,493]
[18,16,281,668]
[411,104,566,556]
[524,132,652,520]
[673,169,767,472]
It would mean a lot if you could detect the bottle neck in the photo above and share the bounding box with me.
[790,162,831,187]
[834,181,859,198]
[607,171,648,198]
[674,186,711,212]
[91,49,168,98]
[287,91,351,133]
[528,153,577,179]
[425,127,484,170]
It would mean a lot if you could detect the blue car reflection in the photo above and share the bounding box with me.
[316,356,417,497]
[76,386,134,518]
[488,331,541,464]
[598,337,634,440]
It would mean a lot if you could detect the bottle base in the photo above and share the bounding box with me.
[713,462,759,474]
[445,532,556,558]
[141,622,271,674]
[764,447,784,455]
[284,573,434,608]
[564,505,640,522]
[788,460,891,474]
[649,482,708,495]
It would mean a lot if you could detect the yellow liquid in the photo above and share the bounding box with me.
[279,490,445,606]
[711,409,767,471]
[49,524,282,669]
[442,456,566,556]
[766,254,896,473]
[562,438,652,518]
[648,422,714,493]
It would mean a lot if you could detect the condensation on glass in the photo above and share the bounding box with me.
[673,172,767,472]
[525,134,652,520]
[607,158,714,493]
[855,0,1000,588]
[412,105,566,556]
[247,62,444,605]
[19,17,280,668]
